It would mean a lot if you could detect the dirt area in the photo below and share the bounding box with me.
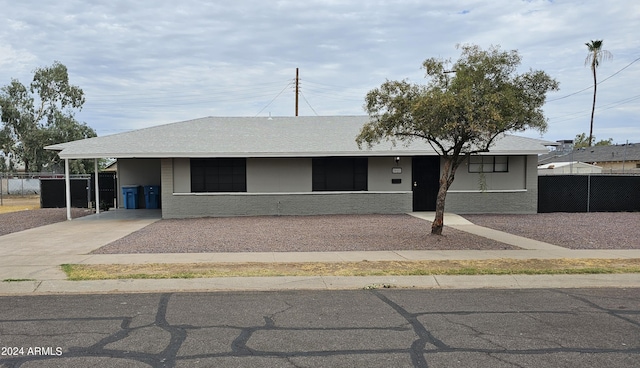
[463,213,640,249]
[0,195,41,214]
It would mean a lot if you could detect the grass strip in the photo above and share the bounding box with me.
[61,258,640,281]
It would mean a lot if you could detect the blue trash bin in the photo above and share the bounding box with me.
[122,186,140,209]
[143,185,160,209]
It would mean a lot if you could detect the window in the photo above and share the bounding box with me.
[468,156,509,173]
[312,157,367,191]
[191,158,246,192]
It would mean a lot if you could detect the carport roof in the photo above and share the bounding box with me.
[46,116,555,159]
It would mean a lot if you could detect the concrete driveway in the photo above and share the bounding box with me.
[0,209,161,280]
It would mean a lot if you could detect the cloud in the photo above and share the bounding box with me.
[0,0,638,143]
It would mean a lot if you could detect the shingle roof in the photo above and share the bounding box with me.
[537,161,601,169]
[46,116,554,159]
[538,143,640,165]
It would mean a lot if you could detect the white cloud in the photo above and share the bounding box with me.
[0,44,36,70]
[0,0,638,143]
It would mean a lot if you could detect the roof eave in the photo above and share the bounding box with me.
[55,149,547,160]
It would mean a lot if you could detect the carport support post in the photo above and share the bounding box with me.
[65,158,71,220]
[94,158,100,214]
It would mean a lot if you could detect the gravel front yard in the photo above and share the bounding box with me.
[463,212,640,249]
[0,208,92,236]
[92,214,517,254]
[3,209,639,252]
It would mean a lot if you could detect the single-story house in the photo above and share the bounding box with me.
[537,161,603,175]
[538,142,640,174]
[46,116,553,219]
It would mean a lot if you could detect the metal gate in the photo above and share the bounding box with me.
[40,178,90,208]
[90,172,117,209]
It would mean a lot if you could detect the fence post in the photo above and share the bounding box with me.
[586,175,591,212]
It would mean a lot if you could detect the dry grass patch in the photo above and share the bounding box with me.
[0,195,40,214]
[62,258,640,280]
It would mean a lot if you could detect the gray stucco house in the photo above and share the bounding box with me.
[46,116,552,219]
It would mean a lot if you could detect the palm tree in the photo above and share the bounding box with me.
[584,40,612,147]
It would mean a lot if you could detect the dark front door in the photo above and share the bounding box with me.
[412,156,440,211]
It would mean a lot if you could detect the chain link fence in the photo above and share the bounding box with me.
[1,174,39,197]
[4,178,42,195]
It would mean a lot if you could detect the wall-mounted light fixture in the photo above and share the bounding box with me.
[395,156,400,164]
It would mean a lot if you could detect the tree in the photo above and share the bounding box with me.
[356,44,559,235]
[584,40,612,147]
[0,61,96,173]
[573,132,612,149]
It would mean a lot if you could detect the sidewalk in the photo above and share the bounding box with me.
[1,211,639,294]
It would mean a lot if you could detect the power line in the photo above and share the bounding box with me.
[254,80,294,117]
[84,91,280,108]
[303,79,367,98]
[546,85,593,102]
[597,93,640,111]
[547,56,640,102]
[300,91,319,116]
[90,80,290,99]
[548,92,640,124]
[597,56,640,84]
[86,88,286,105]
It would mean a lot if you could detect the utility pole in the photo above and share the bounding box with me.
[295,68,299,117]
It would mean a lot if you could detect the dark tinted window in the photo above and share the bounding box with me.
[312,157,367,191]
[191,158,246,192]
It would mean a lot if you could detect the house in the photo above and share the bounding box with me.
[102,159,118,172]
[538,161,603,175]
[45,116,553,219]
[538,142,640,174]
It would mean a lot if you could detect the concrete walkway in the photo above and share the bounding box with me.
[1,210,639,294]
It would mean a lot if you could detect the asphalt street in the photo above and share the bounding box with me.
[0,288,639,367]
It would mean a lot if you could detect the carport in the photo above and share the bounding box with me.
[44,155,161,221]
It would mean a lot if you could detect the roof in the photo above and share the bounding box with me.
[46,116,554,159]
[539,143,640,165]
[537,161,602,169]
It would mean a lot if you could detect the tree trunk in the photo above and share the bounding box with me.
[588,65,597,147]
[431,157,454,235]
[431,176,449,235]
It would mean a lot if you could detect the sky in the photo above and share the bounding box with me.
[1,0,639,145]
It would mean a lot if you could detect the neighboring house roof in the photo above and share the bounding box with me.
[538,143,640,165]
[46,116,555,159]
[538,161,601,170]
[102,159,117,172]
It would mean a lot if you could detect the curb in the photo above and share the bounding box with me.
[1,274,639,295]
